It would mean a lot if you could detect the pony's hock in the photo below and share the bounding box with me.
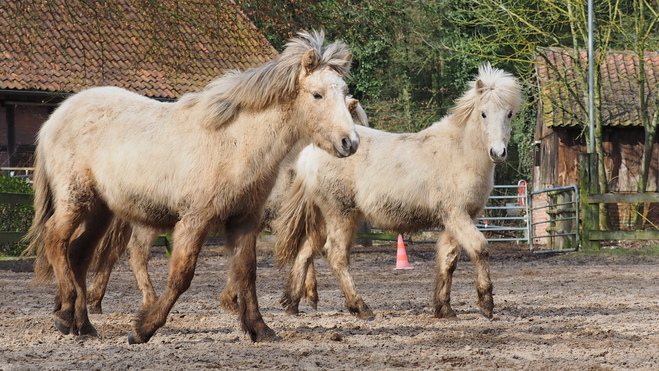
[26,30,358,344]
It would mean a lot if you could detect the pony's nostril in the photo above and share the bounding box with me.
[341,137,351,152]
[501,147,507,158]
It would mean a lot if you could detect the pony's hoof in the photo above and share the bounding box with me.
[79,322,98,337]
[305,297,318,311]
[253,327,279,342]
[355,308,375,321]
[478,298,494,319]
[434,305,457,319]
[284,305,300,316]
[127,331,149,344]
[88,304,103,315]
[54,319,71,335]
[480,307,494,319]
[360,312,376,321]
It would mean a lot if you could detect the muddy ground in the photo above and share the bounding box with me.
[1,239,659,370]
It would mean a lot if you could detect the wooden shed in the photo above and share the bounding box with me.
[534,47,659,230]
[0,0,277,167]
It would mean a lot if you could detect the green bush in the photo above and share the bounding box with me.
[0,175,34,257]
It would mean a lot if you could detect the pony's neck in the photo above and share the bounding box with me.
[246,106,305,171]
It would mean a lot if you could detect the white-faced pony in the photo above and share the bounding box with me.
[275,63,522,320]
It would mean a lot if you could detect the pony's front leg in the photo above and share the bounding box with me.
[445,217,493,319]
[324,225,374,320]
[127,227,160,309]
[433,231,461,319]
[128,220,207,344]
[281,238,317,314]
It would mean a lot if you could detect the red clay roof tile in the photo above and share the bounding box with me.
[537,47,659,128]
[0,0,277,99]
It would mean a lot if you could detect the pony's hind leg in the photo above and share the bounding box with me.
[324,223,374,320]
[444,216,493,319]
[225,214,276,342]
[433,231,461,319]
[68,206,113,335]
[281,238,317,314]
[88,218,132,314]
[128,218,208,344]
[46,200,111,337]
[127,226,160,309]
[303,262,319,310]
[219,252,238,314]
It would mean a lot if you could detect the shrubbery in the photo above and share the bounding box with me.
[0,175,33,256]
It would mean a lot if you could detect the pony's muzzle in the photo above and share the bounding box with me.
[336,135,360,157]
[489,147,507,163]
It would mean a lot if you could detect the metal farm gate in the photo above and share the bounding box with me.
[477,181,531,244]
[528,185,580,253]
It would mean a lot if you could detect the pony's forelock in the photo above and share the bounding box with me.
[181,30,353,129]
[449,63,522,124]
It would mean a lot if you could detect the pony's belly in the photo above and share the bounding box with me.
[107,192,180,230]
[364,199,442,233]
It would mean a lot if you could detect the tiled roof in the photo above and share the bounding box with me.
[0,0,277,99]
[536,47,659,128]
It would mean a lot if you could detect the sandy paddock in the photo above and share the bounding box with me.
[1,241,658,370]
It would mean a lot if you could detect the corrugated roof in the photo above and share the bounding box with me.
[0,0,278,99]
[537,47,659,128]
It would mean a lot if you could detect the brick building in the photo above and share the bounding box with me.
[0,0,277,167]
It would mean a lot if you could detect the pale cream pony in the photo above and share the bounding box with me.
[25,30,359,344]
[82,97,368,316]
[275,63,522,320]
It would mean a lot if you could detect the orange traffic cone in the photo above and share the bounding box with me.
[394,234,414,270]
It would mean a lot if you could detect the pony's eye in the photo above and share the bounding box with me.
[481,111,487,119]
[313,92,323,100]
[507,111,513,119]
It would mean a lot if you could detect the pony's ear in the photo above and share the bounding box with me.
[302,49,319,74]
[343,53,353,62]
[347,98,359,113]
[476,79,485,93]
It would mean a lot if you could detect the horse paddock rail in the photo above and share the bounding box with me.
[529,185,580,253]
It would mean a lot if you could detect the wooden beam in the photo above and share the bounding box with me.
[588,230,659,241]
[0,232,26,244]
[0,193,33,204]
[588,192,659,204]
[6,105,15,167]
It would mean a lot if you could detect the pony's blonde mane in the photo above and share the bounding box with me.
[179,30,352,128]
[449,63,522,125]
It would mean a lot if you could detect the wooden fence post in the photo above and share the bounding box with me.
[579,153,600,250]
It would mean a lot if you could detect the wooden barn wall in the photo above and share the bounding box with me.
[0,99,50,167]
[534,124,659,232]
[535,126,658,192]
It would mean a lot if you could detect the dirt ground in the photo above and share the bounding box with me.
[1,239,659,370]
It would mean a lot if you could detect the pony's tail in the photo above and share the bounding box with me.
[89,217,132,273]
[21,147,55,285]
[273,175,323,268]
